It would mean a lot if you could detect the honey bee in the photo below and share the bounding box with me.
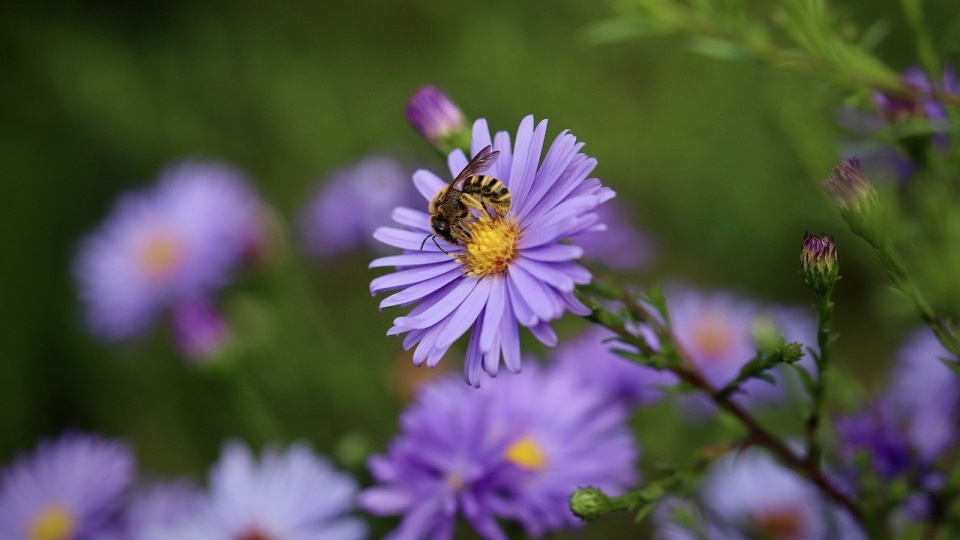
[420,145,512,251]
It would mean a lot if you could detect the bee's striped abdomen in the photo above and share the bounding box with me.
[463,175,511,215]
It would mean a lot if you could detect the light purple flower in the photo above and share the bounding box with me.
[889,329,960,462]
[665,288,814,408]
[370,116,614,386]
[359,364,639,539]
[573,198,654,271]
[681,448,865,540]
[298,156,422,257]
[0,432,135,540]
[874,66,959,125]
[550,325,678,407]
[75,160,265,342]
[184,441,367,540]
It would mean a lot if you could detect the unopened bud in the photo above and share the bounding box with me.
[800,232,839,295]
[405,86,471,154]
[569,486,614,521]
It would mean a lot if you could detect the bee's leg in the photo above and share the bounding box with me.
[488,200,511,217]
[451,224,472,243]
[460,193,492,218]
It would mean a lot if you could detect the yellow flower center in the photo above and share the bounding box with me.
[504,434,547,471]
[28,504,74,540]
[689,313,732,359]
[455,215,521,277]
[137,230,183,280]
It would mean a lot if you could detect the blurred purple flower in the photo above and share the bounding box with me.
[665,288,814,409]
[834,398,913,480]
[550,325,678,407]
[74,160,265,343]
[0,432,135,540]
[160,441,366,540]
[874,66,958,124]
[573,199,655,271]
[889,329,960,462]
[359,364,639,539]
[298,156,421,257]
[124,480,207,540]
[370,116,614,386]
[681,448,865,540]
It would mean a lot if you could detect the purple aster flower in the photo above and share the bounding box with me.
[889,329,960,462]
[359,364,639,539]
[692,448,865,540]
[74,160,265,342]
[0,432,135,540]
[370,116,614,386]
[572,198,655,271]
[298,156,422,258]
[874,66,959,125]
[181,441,367,540]
[664,288,814,410]
[550,325,678,407]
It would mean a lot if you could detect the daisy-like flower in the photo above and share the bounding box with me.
[298,156,422,258]
[665,287,814,410]
[550,325,677,408]
[359,364,639,539]
[124,481,207,540]
[658,448,866,540]
[370,116,614,386]
[175,441,367,540]
[0,432,135,540]
[75,160,265,343]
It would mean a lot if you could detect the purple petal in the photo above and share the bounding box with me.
[508,117,547,213]
[373,227,459,253]
[380,268,462,308]
[370,262,459,295]
[519,243,583,262]
[394,279,479,329]
[515,258,575,293]
[528,321,558,346]
[434,278,492,350]
[370,253,452,269]
[464,329,484,387]
[500,312,522,372]
[479,279,507,353]
[447,149,468,179]
[391,207,431,232]
[413,170,448,202]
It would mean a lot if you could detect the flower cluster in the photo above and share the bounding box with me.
[359,363,639,539]
[0,433,366,540]
[74,160,266,360]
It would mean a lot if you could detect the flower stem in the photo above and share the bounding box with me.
[805,286,835,466]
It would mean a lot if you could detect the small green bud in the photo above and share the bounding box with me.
[800,232,839,295]
[569,486,614,521]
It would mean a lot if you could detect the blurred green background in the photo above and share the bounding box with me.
[1,0,956,536]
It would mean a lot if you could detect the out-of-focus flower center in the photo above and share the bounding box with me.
[752,506,805,539]
[445,472,465,491]
[235,527,276,540]
[137,230,183,280]
[504,434,547,471]
[28,504,74,540]
[456,215,521,277]
[689,313,733,359]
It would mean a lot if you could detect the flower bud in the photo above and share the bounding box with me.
[405,86,471,154]
[171,297,229,361]
[569,486,614,521]
[819,158,879,214]
[800,232,839,295]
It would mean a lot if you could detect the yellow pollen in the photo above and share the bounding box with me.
[504,434,547,471]
[455,215,521,277]
[137,230,182,280]
[690,314,732,359]
[28,504,74,540]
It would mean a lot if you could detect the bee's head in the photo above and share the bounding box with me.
[430,215,456,243]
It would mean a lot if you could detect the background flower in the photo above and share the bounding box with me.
[298,156,421,257]
[74,160,264,342]
[0,433,135,540]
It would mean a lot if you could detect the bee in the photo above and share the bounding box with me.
[420,145,512,252]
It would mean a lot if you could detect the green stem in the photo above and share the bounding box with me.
[805,287,835,465]
[898,0,941,82]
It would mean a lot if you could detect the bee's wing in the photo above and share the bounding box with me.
[452,145,500,186]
